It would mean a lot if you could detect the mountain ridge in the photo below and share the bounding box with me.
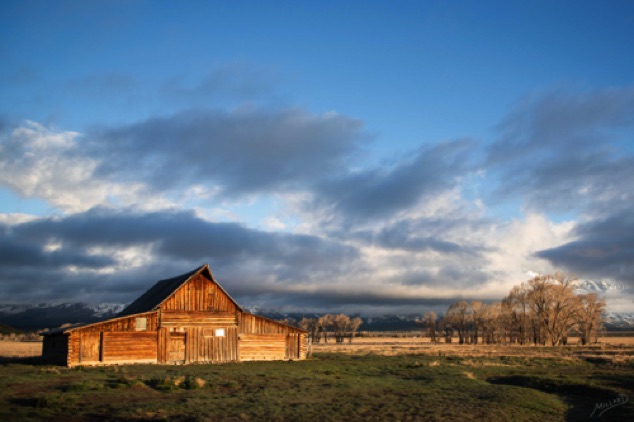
[1,302,632,332]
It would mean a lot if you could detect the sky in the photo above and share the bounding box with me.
[1,0,634,315]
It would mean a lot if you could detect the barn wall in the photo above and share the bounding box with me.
[238,313,306,360]
[66,312,158,366]
[42,334,69,366]
[186,326,239,363]
[53,269,307,366]
[239,334,287,361]
[161,273,238,313]
[287,333,307,360]
[160,310,237,327]
[68,332,81,367]
[75,312,158,333]
[157,326,239,364]
[102,332,157,363]
[240,312,303,334]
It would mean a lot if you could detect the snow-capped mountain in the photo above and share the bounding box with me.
[603,312,634,329]
[0,302,128,331]
[88,303,127,317]
[571,279,623,293]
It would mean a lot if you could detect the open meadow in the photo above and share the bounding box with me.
[1,338,633,421]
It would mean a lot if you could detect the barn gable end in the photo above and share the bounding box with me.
[41,264,306,366]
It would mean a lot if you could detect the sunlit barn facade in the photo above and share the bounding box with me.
[41,264,306,367]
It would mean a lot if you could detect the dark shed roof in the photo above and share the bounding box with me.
[117,264,206,317]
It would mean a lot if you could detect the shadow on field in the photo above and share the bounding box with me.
[487,375,631,421]
[0,356,43,366]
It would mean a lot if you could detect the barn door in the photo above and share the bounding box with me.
[199,327,238,363]
[80,332,101,363]
[169,332,186,363]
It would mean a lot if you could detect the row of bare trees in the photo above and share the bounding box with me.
[298,314,363,343]
[422,272,605,346]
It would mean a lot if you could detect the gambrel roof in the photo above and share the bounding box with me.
[117,263,242,317]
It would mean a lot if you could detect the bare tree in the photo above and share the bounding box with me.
[348,317,363,343]
[318,314,335,343]
[445,272,606,347]
[503,283,531,344]
[527,273,579,346]
[445,301,470,344]
[299,318,319,343]
[470,301,484,344]
[438,316,453,343]
[332,314,350,343]
[422,311,438,344]
[481,302,502,344]
[576,293,606,345]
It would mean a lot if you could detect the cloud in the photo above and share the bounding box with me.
[91,107,366,196]
[311,139,477,221]
[2,86,634,312]
[492,87,634,160]
[0,121,153,212]
[0,204,515,310]
[0,207,359,304]
[488,87,634,215]
[0,107,367,211]
[536,210,634,286]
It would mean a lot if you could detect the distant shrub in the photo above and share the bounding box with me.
[147,376,178,391]
[182,376,206,390]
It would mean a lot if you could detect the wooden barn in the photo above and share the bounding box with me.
[41,264,306,367]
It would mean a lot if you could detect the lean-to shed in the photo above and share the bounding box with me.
[41,264,306,367]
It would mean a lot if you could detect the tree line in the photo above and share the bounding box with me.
[290,314,363,343]
[422,272,605,346]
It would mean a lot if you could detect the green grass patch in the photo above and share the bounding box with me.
[0,354,632,421]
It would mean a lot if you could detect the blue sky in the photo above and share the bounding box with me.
[1,1,633,314]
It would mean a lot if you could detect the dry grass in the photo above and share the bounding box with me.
[310,336,634,365]
[0,340,41,357]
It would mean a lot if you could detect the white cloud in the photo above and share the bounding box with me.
[0,121,180,213]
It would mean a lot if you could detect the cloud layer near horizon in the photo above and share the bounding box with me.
[1,86,634,313]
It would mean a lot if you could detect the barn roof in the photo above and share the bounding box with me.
[117,263,242,317]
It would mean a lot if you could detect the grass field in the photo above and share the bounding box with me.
[1,339,633,421]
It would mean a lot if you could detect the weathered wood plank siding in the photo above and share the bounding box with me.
[80,331,101,363]
[68,332,81,367]
[65,313,158,366]
[238,313,306,360]
[158,327,169,364]
[160,310,237,327]
[240,313,298,334]
[161,274,237,313]
[299,333,307,359]
[239,334,287,361]
[181,326,239,363]
[74,312,158,333]
[102,332,158,363]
